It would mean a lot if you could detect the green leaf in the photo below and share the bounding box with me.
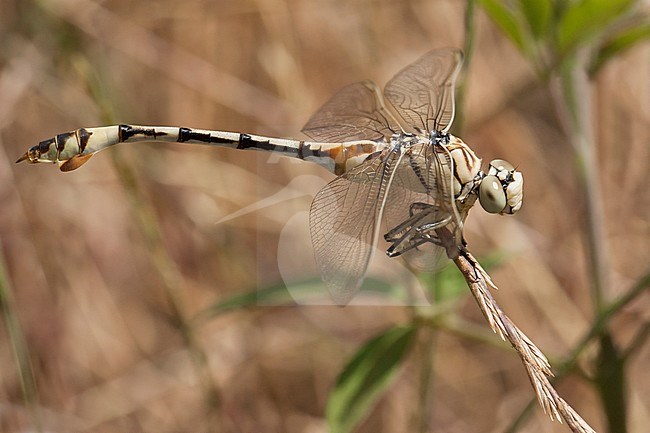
[358,277,405,300]
[194,276,399,322]
[194,278,321,322]
[327,325,417,433]
[591,22,650,73]
[518,0,552,39]
[557,0,636,54]
[479,0,529,53]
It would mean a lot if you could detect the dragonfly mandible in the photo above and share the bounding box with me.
[17,48,523,305]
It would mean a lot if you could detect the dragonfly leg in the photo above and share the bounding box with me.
[386,231,431,257]
[415,215,453,233]
[385,203,453,258]
[384,204,432,243]
[408,201,436,216]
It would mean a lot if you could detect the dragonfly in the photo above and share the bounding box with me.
[17,48,523,305]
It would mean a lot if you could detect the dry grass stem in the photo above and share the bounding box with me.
[453,250,596,433]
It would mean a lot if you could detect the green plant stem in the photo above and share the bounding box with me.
[557,52,609,313]
[454,0,477,135]
[0,247,42,432]
[503,269,650,432]
[561,269,650,372]
[595,332,627,433]
[557,52,628,432]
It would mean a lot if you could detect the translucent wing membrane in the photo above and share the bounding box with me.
[384,48,463,133]
[302,80,401,142]
[309,151,398,304]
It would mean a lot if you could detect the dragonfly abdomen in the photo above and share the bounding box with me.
[17,124,379,173]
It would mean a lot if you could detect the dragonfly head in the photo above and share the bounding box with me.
[478,159,523,215]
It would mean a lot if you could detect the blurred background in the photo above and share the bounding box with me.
[0,0,648,432]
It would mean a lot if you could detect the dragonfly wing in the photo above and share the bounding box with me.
[382,144,459,271]
[310,152,395,304]
[302,80,401,142]
[384,48,463,133]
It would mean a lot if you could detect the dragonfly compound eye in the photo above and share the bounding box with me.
[488,159,515,176]
[479,175,507,214]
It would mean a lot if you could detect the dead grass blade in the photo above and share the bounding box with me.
[453,249,596,433]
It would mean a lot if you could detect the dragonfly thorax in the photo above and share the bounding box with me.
[389,132,420,150]
[429,130,451,146]
[443,135,482,198]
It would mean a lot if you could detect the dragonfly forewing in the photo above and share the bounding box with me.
[384,48,463,133]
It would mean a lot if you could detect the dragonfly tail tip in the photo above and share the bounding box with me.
[15,153,29,164]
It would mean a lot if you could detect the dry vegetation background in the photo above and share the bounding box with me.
[0,0,648,432]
